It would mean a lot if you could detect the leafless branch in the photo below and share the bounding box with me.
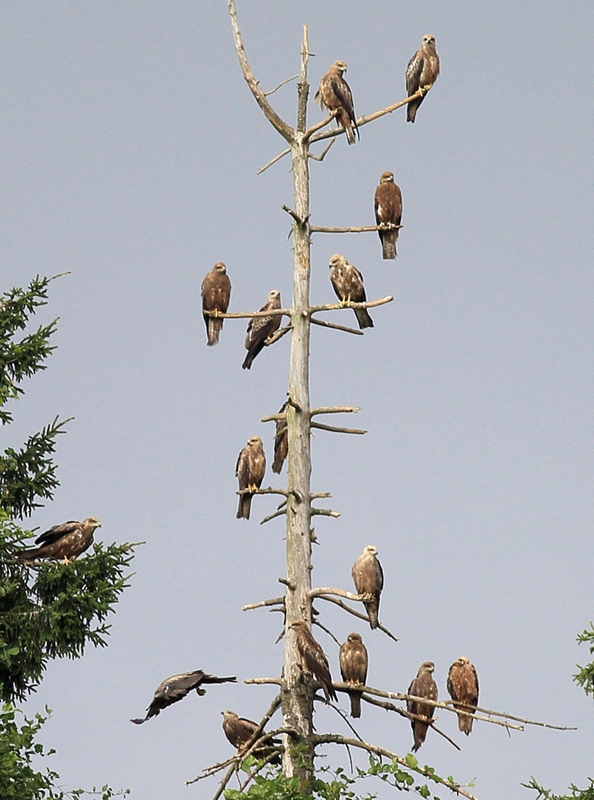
[264,73,299,97]
[310,317,363,336]
[442,701,576,731]
[310,223,403,234]
[309,296,393,315]
[203,307,291,320]
[308,89,425,145]
[242,596,285,612]
[304,111,338,139]
[228,0,294,142]
[257,147,291,175]
[309,586,368,603]
[311,421,367,435]
[312,618,342,648]
[311,508,340,518]
[282,204,309,227]
[310,406,361,416]
[237,487,288,498]
[266,325,292,346]
[307,139,335,162]
[310,492,332,499]
[312,595,399,642]
[260,508,287,525]
[245,677,284,687]
[261,412,287,422]
[313,734,480,800]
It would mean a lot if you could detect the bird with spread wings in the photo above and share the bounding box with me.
[18,517,102,563]
[407,661,438,751]
[339,632,368,718]
[447,656,479,734]
[329,254,374,330]
[242,290,282,369]
[130,670,236,724]
[236,436,266,520]
[405,35,440,123]
[352,545,384,629]
[315,61,359,145]
[201,262,231,346]
[374,172,403,259]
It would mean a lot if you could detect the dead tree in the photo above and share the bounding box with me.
[189,3,573,796]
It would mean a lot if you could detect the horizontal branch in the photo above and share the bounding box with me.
[242,596,285,612]
[310,317,363,336]
[309,587,365,603]
[203,307,291,320]
[244,677,284,686]
[237,487,288,498]
[308,89,425,145]
[310,406,361,416]
[310,492,332,500]
[312,594,399,643]
[311,421,367,435]
[310,223,403,234]
[309,296,393,315]
[311,508,340,518]
[312,734,479,800]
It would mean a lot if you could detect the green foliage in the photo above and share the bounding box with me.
[523,777,594,800]
[0,510,137,700]
[574,623,594,697]
[0,702,131,800]
[0,275,67,519]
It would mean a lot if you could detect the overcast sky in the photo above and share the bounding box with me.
[2,1,593,798]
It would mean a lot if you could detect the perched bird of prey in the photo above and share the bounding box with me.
[329,254,373,330]
[339,632,368,718]
[236,436,266,520]
[18,517,101,563]
[315,61,359,145]
[291,620,337,702]
[201,262,231,346]
[405,34,440,123]
[130,670,236,724]
[242,290,282,370]
[407,661,438,751]
[351,545,384,629]
[222,710,281,763]
[374,172,403,259]
[272,401,288,475]
[447,656,479,734]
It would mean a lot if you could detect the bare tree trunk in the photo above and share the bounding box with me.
[281,26,315,788]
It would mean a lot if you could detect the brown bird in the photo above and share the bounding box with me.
[236,436,266,520]
[329,254,373,330]
[315,61,359,145]
[447,656,479,735]
[242,290,282,370]
[130,670,236,724]
[291,620,337,702]
[405,34,440,123]
[339,632,368,718]
[374,172,403,259]
[201,262,231,346]
[221,710,281,763]
[351,545,384,629]
[18,517,102,563]
[271,401,288,475]
[407,661,438,751]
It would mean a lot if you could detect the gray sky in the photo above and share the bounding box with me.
[2,1,593,798]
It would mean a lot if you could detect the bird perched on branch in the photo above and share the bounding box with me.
[130,670,236,724]
[236,436,266,520]
[447,656,479,734]
[242,290,282,369]
[201,262,231,346]
[339,632,368,718]
[329,254,374,330]
[18,517,101,563]
[272,401,288,474]
[407,661,438,751]
[351,545,384,629]
[315,61,359,145]
[374,172,402,259]
[222,710,281,763]
[291,620,337,702]
[405,35,440,123]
